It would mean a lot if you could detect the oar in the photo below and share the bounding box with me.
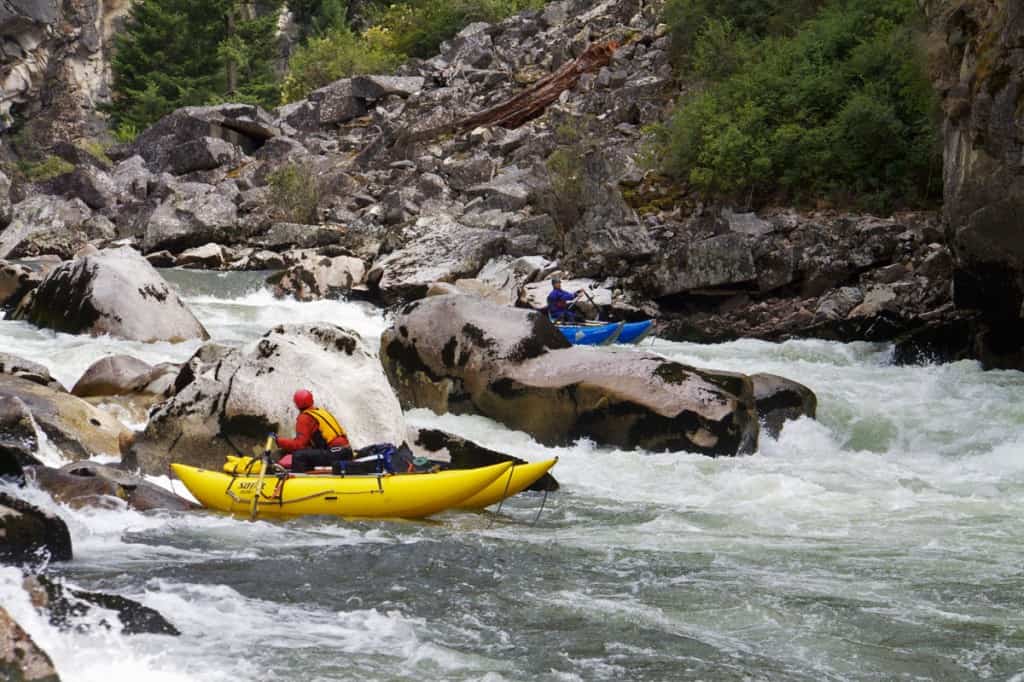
[250,435,274,521]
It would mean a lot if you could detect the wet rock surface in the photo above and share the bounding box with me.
[0,374,127,460]
[0,493,73,566]
[0,605,61,682]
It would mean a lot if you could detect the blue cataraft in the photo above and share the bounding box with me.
[556,319,655,346]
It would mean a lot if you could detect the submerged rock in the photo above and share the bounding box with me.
[13,246,209,343]
[128,323,406,475]
[0,493,73,566]
[26,463,197,512]
[26,575,179,636]
[409,427,558,491]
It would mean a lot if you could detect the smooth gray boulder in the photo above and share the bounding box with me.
[268,254,366,301]
[0,195,93,260]
[366,214,506,304]
[380,295,759,454]
[70,355,154,397]
[14,246,209,343]
[143,184,240,253]
[127,323,406,475]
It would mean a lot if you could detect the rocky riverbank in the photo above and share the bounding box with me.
[1,0,1006,369]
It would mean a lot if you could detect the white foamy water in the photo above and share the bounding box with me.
[2,269,1023,680]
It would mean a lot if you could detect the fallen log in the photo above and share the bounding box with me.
[455,40,619,131]
[387,40,619,156]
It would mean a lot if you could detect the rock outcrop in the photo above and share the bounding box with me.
[13,246,209,343]
[380,295,759,454]
[127,324,406,474]
[925,0,1024,368]
[0,374,128,460]
[0,0,129,140]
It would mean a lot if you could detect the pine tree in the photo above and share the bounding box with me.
[289,0,349,41]
[108,0,283,133]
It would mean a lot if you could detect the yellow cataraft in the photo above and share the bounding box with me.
[456,458,558,509]
[170,460,515,519]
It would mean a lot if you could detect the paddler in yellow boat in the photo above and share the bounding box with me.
[272,388,352,473]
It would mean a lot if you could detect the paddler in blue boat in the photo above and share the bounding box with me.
[547,276,585,323]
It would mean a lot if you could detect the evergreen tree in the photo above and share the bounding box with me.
[289,0,349,40]
[108,0,282,133]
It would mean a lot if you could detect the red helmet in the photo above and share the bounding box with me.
[293,389,314,410]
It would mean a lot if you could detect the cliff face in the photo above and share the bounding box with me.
[927,0,1024,368]
[0,0,132,142]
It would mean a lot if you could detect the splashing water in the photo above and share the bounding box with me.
[1,269,1023,680]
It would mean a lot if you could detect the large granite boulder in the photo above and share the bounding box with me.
[129,104,278,174]
[0,605,60,682]
[0,374,128,460]
[26,463,198,511]
[0,492,72,565]
[25,574,179,636]
[127,324,406,475]
[0,195,94,260]
[13,247,209,343]
[267,254,366,301]
[380,296,758,454]
[142,183,241,253]
[366,214,507,304]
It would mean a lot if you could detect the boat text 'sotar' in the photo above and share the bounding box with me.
[171,458,558,519]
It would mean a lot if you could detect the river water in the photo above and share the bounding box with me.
[1,270,1022,681]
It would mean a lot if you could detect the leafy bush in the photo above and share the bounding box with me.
[280,0,542,102]
[19,156,75,182]
[280,25,404,103]
[654,0,941,210]
[267,162,321,223]
[369,0,542,60]
[664,0,823,69]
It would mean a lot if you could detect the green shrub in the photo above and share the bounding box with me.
[653,0,941,210]
[76,139,114,166]
[18,156,75,182]
[267,162,321,223]
[664,0,823,69]
[280,25,404,103]
[370,0,543,60]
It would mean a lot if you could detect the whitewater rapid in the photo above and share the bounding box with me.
[2,269,1022,681]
